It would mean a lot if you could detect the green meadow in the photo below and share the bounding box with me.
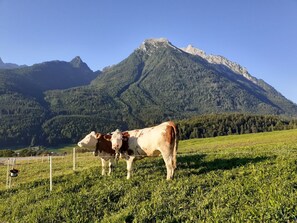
[1,129,297,222]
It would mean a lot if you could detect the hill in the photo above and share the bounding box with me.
[0,57,99,147]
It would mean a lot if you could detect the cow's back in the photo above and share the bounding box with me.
[127,121,176,156]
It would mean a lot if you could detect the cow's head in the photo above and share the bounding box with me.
[77,131,100,149]
[110,129,123,154]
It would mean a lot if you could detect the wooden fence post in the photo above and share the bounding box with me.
[8,158,16,189]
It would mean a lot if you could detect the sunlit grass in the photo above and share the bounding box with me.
[1,129,297,222]
[0,153,99,190]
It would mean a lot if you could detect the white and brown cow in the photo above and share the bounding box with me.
[77,131,116,176]
[110,121,178,180]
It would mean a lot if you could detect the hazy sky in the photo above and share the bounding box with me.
[1,0,297,103]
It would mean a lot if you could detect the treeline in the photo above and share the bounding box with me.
[177,113,297,140]
[1,113,297,150]
[0,147,47,157]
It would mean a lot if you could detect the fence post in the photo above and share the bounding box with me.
[8,158,16,189]
[50,156,52,192]
[73,147,76,171]
[6,158,10,189]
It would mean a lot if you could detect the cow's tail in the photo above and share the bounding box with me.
[170,121,178,169]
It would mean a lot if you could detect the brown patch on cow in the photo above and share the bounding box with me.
[119,135,129,152]
[167,121,175,127]
[95,134,115,156]
[164,125,174,144]
[119,135,133,156]
[122,132,130,138]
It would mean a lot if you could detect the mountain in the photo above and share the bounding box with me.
[0,57,100,147]
[0,56,98,94]
[0,57,26,69]
[0,38,297,148]
[90,38,297,120]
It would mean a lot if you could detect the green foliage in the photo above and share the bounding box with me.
[41,115,128,146]
[1,130,297,222]
[177,113,297,140]
[0,60,98,148]
[0,149,15,157]
[0,147,48,157]
[18,147,47,157]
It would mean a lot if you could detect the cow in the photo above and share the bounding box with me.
[77,131,116,176]
[110,121,178,180]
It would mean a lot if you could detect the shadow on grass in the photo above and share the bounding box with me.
[177,153,271,175]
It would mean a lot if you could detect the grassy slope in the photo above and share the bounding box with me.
[1,130,297,222]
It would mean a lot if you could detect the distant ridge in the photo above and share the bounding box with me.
[0,57,26,69]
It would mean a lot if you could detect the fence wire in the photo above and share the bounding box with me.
[1,148,297,190]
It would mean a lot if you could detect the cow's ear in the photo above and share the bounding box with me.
[95,133,101,139]
[104,135,111,141]
[122,132,130,138]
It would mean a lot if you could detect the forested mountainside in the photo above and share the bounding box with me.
[1,38,297,148]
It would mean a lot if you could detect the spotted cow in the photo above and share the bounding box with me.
[110,121,178,180]
[77,131,116,176]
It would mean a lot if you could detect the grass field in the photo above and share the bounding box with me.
[1,130,297,222]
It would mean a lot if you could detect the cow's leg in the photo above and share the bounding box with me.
[161,151,174,180]
[126,156,135,179]
[101,158,108,176]
[108,158,114,176]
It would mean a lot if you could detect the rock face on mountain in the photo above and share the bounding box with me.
[182,45,256,83]
[0,38,297,148]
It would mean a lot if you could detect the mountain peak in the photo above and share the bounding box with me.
[70,56,83,67]
[138,38,182,54]
[144,38,170,44]
[70,56,92,71]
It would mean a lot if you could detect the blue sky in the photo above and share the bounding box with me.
[1,0,297,103]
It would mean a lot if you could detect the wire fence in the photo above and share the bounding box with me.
[1,147,297,191]
[0,150,99,191]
